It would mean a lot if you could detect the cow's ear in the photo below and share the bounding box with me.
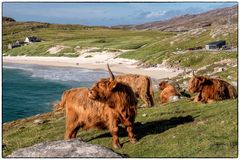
[109,80,117,90]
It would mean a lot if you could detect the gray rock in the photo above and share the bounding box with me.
[169,96,180,102]
[213,67,225,73]
[231,81,237,87]
[33,119,48,125]
[8,139,121,158]
[227,75,233,80]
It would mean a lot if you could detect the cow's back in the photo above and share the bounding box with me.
[222,80,237,99]
[160,84,180,103]
[202,78,237,100]
[115,74,144,95]
[116,74,154,106]
[64,88,110,129]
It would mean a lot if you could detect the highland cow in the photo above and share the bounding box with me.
[55,64,138,149]
[159,81,180,103]
[188,74,237,103]
[115,74,154,107]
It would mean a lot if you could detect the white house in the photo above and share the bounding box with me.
[24,36,41,43]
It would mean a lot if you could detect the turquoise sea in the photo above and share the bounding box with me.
[3,63,110,123]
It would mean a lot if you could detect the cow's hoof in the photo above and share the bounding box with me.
[113,143,122,149]
[130,138,137,144]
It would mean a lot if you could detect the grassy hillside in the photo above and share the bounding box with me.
[3,97,237,157]
[120,26,237,65]
[3,21,174,55]
[3,21,237,70]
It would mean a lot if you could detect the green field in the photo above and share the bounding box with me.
[3,97,237,157]
[3,21,237,70]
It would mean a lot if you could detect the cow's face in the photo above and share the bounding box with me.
[159,81,168,90]
[88,64,117,101]
[188,76,205,93]
[88,78,117,101]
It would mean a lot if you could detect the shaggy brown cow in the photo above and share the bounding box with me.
[55,64,138,149]
[188,74,237,103]
[115,74,154,107]
[159,81,180,103]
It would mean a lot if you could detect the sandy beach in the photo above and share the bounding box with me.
[3,51,183,80]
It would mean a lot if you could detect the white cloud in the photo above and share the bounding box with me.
[144,11,166,19]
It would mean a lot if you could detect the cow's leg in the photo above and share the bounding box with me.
[71,125,81,139]
[149,93,154,107]
[65,123,75,140]
[160,94,168,103]
[64,111,79,140]
[139,91,150,107]
[136,93,150,107]
[193,93,201,102]
[201,96,208,103]
[109,120,121,149]
[122,119,137,144]
[126,125,137,144]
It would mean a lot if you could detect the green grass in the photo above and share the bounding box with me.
[119,27,237,66]
[3,98,237,157]
[4,21,237,70]
[215,66,238,81]
[167,51,237,69]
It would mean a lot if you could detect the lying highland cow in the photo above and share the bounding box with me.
[55,64,138,149]
[115,74,154,107]
[159,81,180,103]
[188,74,237,103]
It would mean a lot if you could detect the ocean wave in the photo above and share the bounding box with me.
[3,65,34,72]
[4,63,110,83]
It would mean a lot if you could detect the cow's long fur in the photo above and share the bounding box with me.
[159,81,180,103]
[55,65,138,149]
[115,74,154,107]
[188,75,237,103]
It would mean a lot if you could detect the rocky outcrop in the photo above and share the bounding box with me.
[3,17,16,22]
[113,5,237,31]
[8,139,122,158]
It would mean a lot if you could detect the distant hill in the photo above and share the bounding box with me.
[3,16,16,22]
[113,5,237,32]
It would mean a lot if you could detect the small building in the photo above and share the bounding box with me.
[16,40,25,45]
[205,40,226,50]
[24,36,41,43]
[8,43,21,49]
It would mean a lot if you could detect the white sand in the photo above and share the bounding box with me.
[3,50,183,79]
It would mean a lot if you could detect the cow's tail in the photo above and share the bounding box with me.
[148,77,154,106]
[53,91,67,112]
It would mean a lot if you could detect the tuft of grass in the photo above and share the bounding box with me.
[3,97,237,158]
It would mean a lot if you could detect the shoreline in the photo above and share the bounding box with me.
[3,56,183,80]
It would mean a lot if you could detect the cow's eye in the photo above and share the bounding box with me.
[99,83,105,87]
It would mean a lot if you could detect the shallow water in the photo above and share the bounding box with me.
[3,63,110,123]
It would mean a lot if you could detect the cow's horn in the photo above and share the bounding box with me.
[107,64,115,80]
[192,70,195,76]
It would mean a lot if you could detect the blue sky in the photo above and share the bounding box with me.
[3,2,237,26]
